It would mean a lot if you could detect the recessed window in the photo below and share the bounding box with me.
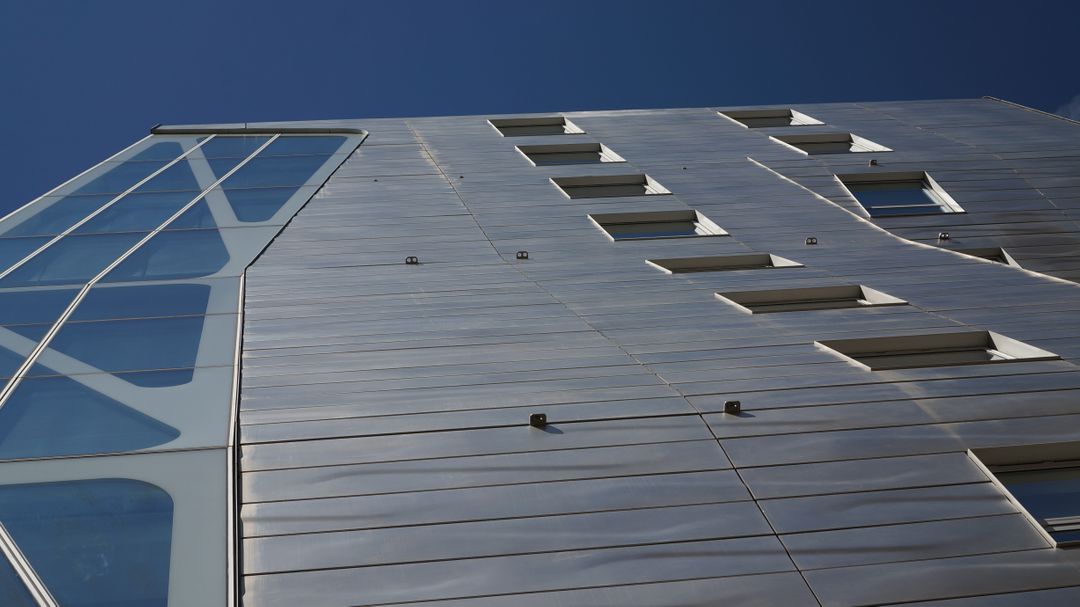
[771,133,891,155]
[718,109,823,129]
[838,171,964,217]
[717,285,906,314]
[954,247,1022,268]
[647,253,800,274]
[589,210,727,241]
[489,116,584,137]
[517,143,625,166]
[552,174,670,199]
[970,442,1080,547]
[817,330,1059,371]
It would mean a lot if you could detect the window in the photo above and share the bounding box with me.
[953,247,1022,268]
[771,133,891,155]
[489,116,584,137]
[838,171,964,217]
[552,174,670,199]
[970,442,1080,547]
[717,285,906,314]
[647,253,801,274]
[718,109,823,128]
[517,143,625,166]
[589,210,727,241]
[817,330,1058,371]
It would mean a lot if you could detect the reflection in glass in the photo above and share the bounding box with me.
[103,229,229,282]
[197,135,271,159]
[0,479,172,606]
[73,283,211,321]
[0,232,147,287]
[167,200,218,230]
[220,155,332,189]
[73,190,201,235]
[72,161,169,196]
[0,289,78,326]
[127,141,185,162]
[998,466,1080,543]
[0,555,36,607]
[0,194,115,238]
[0,344,28,380]
[37,315,206,377]
[0,372,179,459]
[223,186,300,222]
[0,237,50,275]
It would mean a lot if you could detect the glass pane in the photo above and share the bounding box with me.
[102,229,229,282]
[261,135,347,156]
[37,315,207,375]
[0,232,147,288]
[166,199,218,230]
[221,155,332,189]
[197,135,271,159]
[128,158,201,193]
[223,186,300,222]
[0,479,172,606]
[7,324,51,343]
[850,181,942,208]
[606,221,707,240]
[128,141,185,162]
[999,466,1080,543]
[0,194,115,238]
[0,289,78,325]
[0,555,37,607]
[0,237,50,274]
[0,344,28,380]
[72,161,169,196]
[73,283,211,321]
[0,372,179,459]
[72,190,200,235]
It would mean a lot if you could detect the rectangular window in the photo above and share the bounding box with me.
[489,116,584,137]
[553,174,670,199]
[647,253,801,274]
[954,247,1022,268]
[970,442,1080,547]
[771,133,891,155]
[589,210,727,241]
[717,285,906,314]
[838,171,964,217]
[517,143,625,166]
[718,109,823,129]
[817,330,1058,371]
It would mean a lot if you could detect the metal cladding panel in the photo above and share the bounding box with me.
[237,100,1080,605]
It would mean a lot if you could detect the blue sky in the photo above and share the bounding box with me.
[1,0,1076,212]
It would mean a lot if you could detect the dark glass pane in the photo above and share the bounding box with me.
[0,289,78,325]
[197,135,271,159]
[0,237,50,274]
[72,161,169,196]
[261,136,347,156]
[103,230,229,282]
[73,283,211,321]
[998,467,1080,522]
[223,186,300,222]
[1,194,114,237]
[868,204,946,217]
[0,556,37,607]
[605,221,713,240]
[0,479,172,606]
[0,373,179,459]
[850,181,941,208]
[115,368,196,387]
[128,159,201,193]
[128,141,185,162]
[7,324,50,343]
[0,232,147,287]
[166,200,218,230]
[72,190,200,235]
[36,315,206,375]
[221,155,332,189]
[0,344,28,379]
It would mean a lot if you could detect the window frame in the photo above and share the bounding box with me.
[589,210,728,242]
[836,171,965,217]
[718,108,824,129]
[771,132,892,155]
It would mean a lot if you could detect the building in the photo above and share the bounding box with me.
[1,98,1080,606]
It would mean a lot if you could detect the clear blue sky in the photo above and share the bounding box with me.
[1,0,1076,213]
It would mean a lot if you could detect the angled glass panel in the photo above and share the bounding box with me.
[34,315,206,376]
[223,186,301,222]
[72,190,200,235]
[127,141,185,162]
[260,135,347,156]
[997,466,1080,543]
[0,288,78,326]
[126,158,201,194]
[6,324,51,343]
[0,372,179,459]
[166,199,218,230]
[0,555,36,607]
[0,237,50,274]
[72,283,211,321]
[102,229,228,282]
[0,479,172,606]
[0,232,147,288]
[0,344,28,380]
[196,135,271,159]
[72,161,170,196]
[220,154,333,189]
[0,193,115,238]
